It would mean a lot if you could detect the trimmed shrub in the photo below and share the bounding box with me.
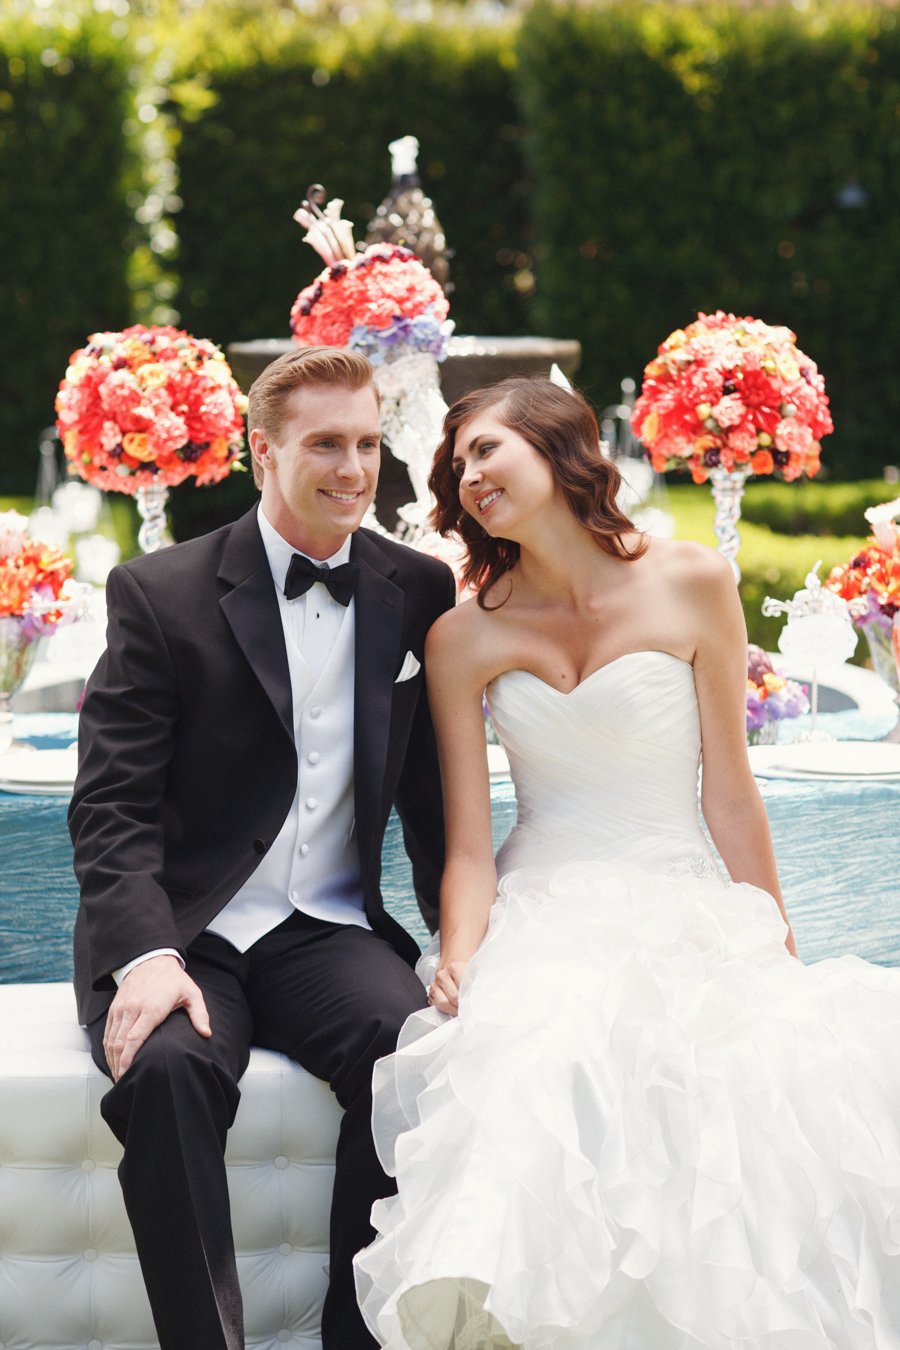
[164,11,533,540]
[518,2,900,480]
[741,476,899,536]
[170,13,532,348]
[0,16,133,493]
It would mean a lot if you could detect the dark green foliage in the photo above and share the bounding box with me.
[172,24,532,351]
[0,21,132,493]
[741,476,899,536]
[518,2,900,480]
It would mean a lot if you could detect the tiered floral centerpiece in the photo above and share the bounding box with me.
[291,187,454,545]
[0,510,89,722]
[630,312,832,578]
[55,324,248,552]
[824,497,900,700]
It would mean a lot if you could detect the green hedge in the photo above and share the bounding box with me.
[164,11,535,539]
[518,2,900,481]
[0,15,133,494]
[741,476,899,536]
[171,14,532,347]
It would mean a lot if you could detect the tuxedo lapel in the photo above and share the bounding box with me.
[351,531,404,868]
[218,508,294,745]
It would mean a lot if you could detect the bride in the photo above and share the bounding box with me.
[354,377,900,1350]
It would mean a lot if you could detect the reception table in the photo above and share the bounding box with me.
[1,702,899,983]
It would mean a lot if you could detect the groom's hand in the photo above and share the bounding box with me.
[104,955,211,1080]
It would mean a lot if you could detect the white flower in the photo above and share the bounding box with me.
[293,194,357,265]
[864,497,900,551]
[0,510,29,559]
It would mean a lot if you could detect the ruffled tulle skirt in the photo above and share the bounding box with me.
[354,858,900,1350]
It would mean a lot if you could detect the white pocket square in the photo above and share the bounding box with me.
[395,651,421,683]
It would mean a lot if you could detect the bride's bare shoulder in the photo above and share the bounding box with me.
[647,536,735,595]
[426,593,506,687]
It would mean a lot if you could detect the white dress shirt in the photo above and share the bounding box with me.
[114,504,368,982]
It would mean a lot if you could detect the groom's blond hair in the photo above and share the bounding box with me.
[247,347,380,488]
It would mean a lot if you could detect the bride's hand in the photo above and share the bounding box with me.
[428,961,468,1017]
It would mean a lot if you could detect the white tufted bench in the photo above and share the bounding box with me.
[0,983,343,1350]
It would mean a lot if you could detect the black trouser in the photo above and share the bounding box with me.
[89,908,428,1350]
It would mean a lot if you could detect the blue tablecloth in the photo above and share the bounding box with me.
[2,728,898,982]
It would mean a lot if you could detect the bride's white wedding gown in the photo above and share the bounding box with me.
[355,651,900,1350]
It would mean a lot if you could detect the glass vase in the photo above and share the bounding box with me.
[863,620,900,742]
[863,621,900,695]
[708,467,749,583]
[747,721,779,746]
[0,617,41,717]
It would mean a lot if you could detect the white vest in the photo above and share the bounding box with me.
[206,593,369,953]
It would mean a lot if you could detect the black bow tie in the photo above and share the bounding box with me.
[284,553,360,607]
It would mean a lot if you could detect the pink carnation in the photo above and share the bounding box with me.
[712,394,746,428]
[147,410,189,457]
[784,381,818,420]
[197,386,240,437]
[774,419,813,456]
[99,421,122,451]
[725,426,758,457]
[99,369,146,430]
[132,386,174,427]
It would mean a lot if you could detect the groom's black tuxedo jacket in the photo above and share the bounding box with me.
[69,507,456,1027]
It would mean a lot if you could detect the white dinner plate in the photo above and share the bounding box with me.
[0,748,78,795]
[749,741,900,781]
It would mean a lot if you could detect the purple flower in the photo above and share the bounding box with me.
[747,644,773,685]
[746,687,768,732]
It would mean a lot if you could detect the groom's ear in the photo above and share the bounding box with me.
[249,428,276,488]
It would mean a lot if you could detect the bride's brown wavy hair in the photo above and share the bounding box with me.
[428,377,647,608]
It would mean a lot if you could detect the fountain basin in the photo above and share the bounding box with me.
[226,335,582,401]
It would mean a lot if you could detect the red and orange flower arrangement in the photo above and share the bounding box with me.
[630,312,832,484]
[0,511,89,713]
[824,499,900,693]
[55,324,248,496]
[824,500,900,633]
[290,195,452,364]
[0,512,75,634]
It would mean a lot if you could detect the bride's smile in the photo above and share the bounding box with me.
[452,409,565,542]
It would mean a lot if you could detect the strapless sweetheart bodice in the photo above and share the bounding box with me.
[487,649,716,879]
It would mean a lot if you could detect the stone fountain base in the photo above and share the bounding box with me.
[226,335,581,403]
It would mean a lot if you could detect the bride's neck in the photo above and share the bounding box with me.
[515,517,631,605]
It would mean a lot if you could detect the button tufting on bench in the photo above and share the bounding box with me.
[0,983,343,1350]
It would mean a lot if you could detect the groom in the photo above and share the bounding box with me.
[68,345,456,1350]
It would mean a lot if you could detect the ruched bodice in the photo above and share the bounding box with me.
[488,651,715,878]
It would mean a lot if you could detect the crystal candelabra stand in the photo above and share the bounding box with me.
[136,484,169,554]
[370,347,449,545]
[709,467,749,582]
